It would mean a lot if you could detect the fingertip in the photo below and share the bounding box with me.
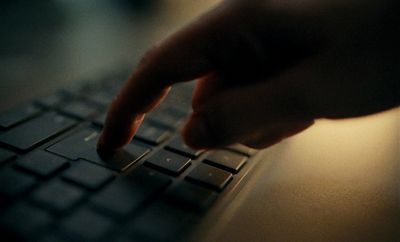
[96,132,106,150]
[97,111,145,152]
[97,130,117,154]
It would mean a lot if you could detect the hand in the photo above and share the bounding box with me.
[98,0,399,152]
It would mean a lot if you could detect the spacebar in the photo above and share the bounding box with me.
[0,112,76,152]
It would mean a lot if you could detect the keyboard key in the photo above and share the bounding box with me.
[146,107,186,129]
[135,122,171,145]
[60,207,113,242]
[60,100,99,119]
[0,148,16,165]
[47,128,150,171]
[129,202,197,242]
[161,94,192,113]
[62,161,114,190]
[35,93,64,108]
[186,164,233,191]
[32,179,84,213]
[0,112,76,152]
[204,150,247,173]
[92,166,171,217]
[145,150,191,176]
[226,144,257,156]
[15,150,69,177]
[166,136,203,158]
[0,167,36,198]
[0,104,41,130]
[83,91,113,106]
[92,112,106,127]
[165,182,218,212]
[0,202,51,239]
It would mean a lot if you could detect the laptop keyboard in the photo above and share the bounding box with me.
[0,70,258,242]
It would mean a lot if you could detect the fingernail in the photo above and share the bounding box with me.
[184,116,210,149]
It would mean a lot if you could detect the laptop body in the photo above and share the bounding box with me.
[0,1,398,241]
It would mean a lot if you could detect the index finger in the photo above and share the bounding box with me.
[97,3,235,151]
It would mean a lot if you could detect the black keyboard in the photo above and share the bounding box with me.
[0,70,258,242]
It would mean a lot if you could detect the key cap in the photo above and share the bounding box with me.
[60,100,99,119]
[204,150,247,173]
[0,167,36,198]
[135,122,170,145]
[186,164,233,191]
[0,104,41,129]
[92,166,171,217]
[32,179,84,213]
[166,136,203,158]
[92,112,106,127]
[145,150,191,176]
[47,128,150,171]
[15,150,69,177]
[0,112,76,152]
[62,161,114,190]
[161,95,191,112]
[129,202,197,242]
[165,182,218,212]
[0,148,16,165]
[35,93,65,108]
[0,202,52,239]
[146,107,186,129]
[84,91,113,106]
[60,207,113,242]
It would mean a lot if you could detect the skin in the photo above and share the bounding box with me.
[97,0,399,152]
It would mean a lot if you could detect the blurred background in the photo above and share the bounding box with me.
[0,0,219,111]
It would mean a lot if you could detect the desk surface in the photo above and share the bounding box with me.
[203,110,399,241]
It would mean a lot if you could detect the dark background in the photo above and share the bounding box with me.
[0,0,219,111]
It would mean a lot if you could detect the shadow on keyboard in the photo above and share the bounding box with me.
[0,70,258,242]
